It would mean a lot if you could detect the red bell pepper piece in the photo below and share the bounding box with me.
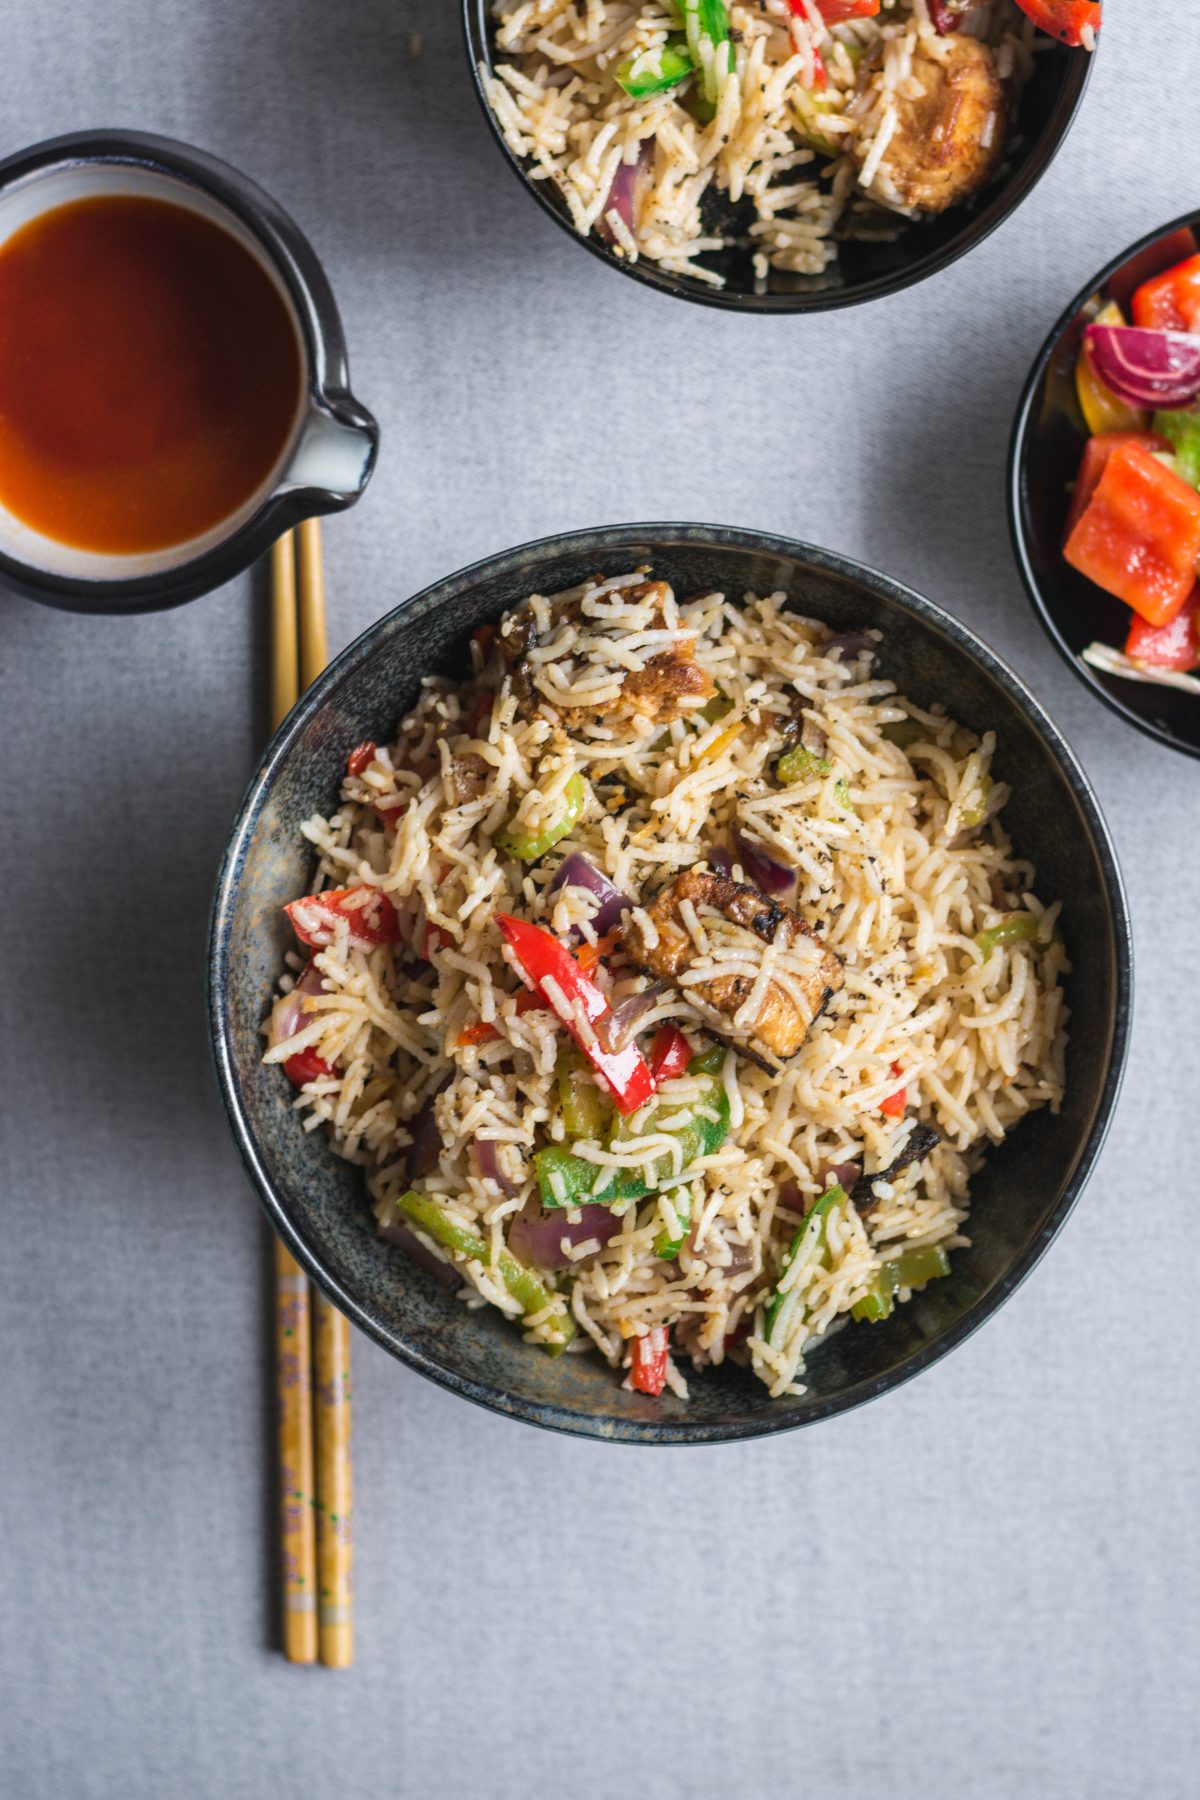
[811,0,879,19]
[456,1018,499,1048]
[575,930,620,977]
[495,913,656,1116]
[374,801,406,833]
[788,0,881,25]
[456,989,548,1048]
[284,1048,335,1087]
[630,1326,669,1396]
[1125,587,1200,671]
[788,0,880,19]
[1063,440,1200,626]
[1064,432,1172,538]
[648,1025,693,1084]
[809,45,827,89]
[1012,0,1100,46]
[880,1062,906,1118]
[285,885,400,952]
[346,740,375,778]
[422,921,453,961]
[1133,254,1200,334]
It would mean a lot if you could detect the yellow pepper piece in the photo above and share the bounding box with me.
[696,718,744,766]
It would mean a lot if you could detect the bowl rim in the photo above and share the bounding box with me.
[460,2,1095,314]
[1008,207,1200,764]
[208,523,1133,1443]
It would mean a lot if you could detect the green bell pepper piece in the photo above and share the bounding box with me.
[397,1189,574,1352]
[654,1188,693,1260]
[497,772,586,862]
[881,718,924,749]
[764,1184,845,1346]
[1155,407,1200,490]
[557,1047,611,1140]
[533,1144,643,1212]
[776,743,831,784]
[535,1051,730,1210]
[893,1243,951,1291]
[851,1261,899,1323]
[672,0,732,104]
[851,1243,951,1325]
[651,691,730,753]
[976,913,1046,960]
[698,692,733,725]
[617,35,694,97]
[957,774,992,830]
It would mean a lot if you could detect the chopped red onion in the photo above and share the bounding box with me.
[801,717,828,757]
[472,1137,520,1198]
[733,827,797,898]
[378,1217,461,1288]
[595,983,668,1054]
[707,845,734,878]
[948,785,1004,848]
[1085,323,1200,410]
[597,141,652,247]
[779,1180,806,1215]
[550,851,630,936]
[268,959,327,1047]
[722,1240,755,1277]
[508,1203,621,1271]
[406,1077,449,1183]
[828,1161,862,1193]
[928,0,971,31]
[823,631,877,665]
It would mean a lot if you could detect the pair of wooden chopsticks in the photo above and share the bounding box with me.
[270,519,354,1669]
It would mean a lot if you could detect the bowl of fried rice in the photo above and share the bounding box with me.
[209,524,1129,1441]
[464,0,1097,308]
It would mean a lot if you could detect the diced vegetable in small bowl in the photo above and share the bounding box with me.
[1010,215,1200,759]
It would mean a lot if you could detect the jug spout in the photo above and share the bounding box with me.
[282,395,379,503]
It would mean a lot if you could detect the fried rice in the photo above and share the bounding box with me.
[481,0,1044,288]
[264,573,1068,1401]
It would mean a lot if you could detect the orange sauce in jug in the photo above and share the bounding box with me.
[0,194,302,554]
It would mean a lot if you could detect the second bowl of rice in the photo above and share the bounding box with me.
[209,524,1129,1442]
[464,0,1096,308]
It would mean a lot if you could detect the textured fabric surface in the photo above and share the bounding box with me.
[1,3,1196,1797]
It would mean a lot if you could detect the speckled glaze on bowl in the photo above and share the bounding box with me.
[1010,211,1200,761]
[462,4,1095,312]
[208,526,1131,1443]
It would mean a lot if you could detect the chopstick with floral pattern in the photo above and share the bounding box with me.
[269,521,354,1666]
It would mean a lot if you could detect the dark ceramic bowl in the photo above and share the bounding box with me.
[1010,212,1200,761]
[462,6,1094,311]
[209,525,1131,1442]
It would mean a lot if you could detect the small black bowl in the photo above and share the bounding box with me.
[209,525,1131,1443]
[462,6,1094,312]
[1010,212,1200,762]
[0,131,379,615]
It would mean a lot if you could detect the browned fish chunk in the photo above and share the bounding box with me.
[623,869,844,1070]
[497,580,715,727]
[859,34,1007,215]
